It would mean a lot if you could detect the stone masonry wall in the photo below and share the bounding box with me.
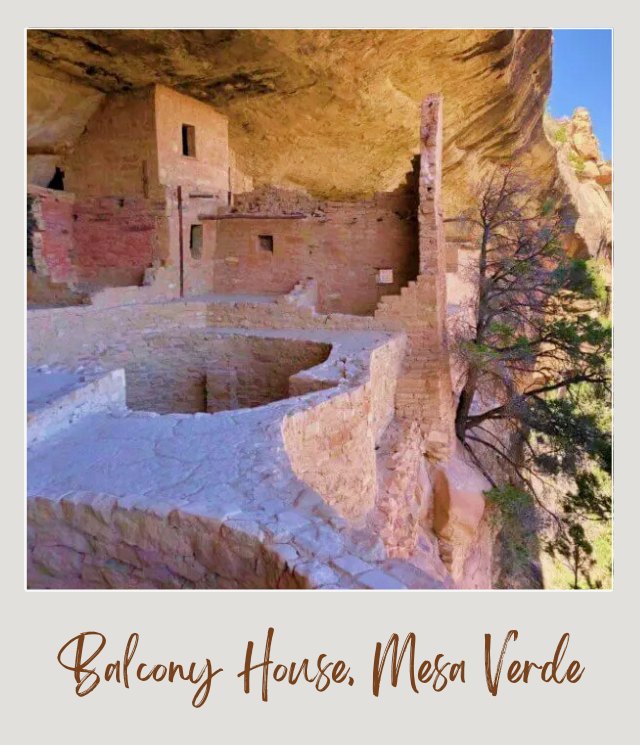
[205,336,331,413]
[28,493,308,590]
[282,333,405,522]
[73,196,167,286]
[154,85,230,194]
[28,186,76,284]
[28,310,328,415]
[28,302,212,368]
[374,420,433,558]
[29,306,330,413]
[154,86,235,297]
[212,187,419,315]
[65,88,160,198]
[27,368,126,447]
[27,184,170,291]
[48,85,235,294]
[113,330,332,414]
[374,95,454,458]
[43,87,166,289]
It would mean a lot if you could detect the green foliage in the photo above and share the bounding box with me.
[460,340,499,365]
[535,380,611,588]
[545,521,594,589]
[485,485,530,521]
[454,167,612,589]
[486,486,542,589]
[527,388,611,479]
[544,519,611,589]
[554,126,568,144]
[567,469,612,521]
[564,258,609,305]
[569,151,586,173]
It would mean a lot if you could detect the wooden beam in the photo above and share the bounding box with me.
[198,212,308,221]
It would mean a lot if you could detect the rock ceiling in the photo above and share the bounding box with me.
[27,29,555,211]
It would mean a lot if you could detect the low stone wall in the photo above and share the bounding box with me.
[206,336,332,413]
[374,421,432,557]
[213,187,419,315]
[28,301,212,368]
[282,333,404,522]
[27,328,449,590]
[27,492,308,590]
[27,483,446,590]
[29,312,333,415]
[89,266,179,307]
[27,367,126,446]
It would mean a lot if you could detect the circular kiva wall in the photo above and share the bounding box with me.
[123,332,332,414]
[28,321,332,415]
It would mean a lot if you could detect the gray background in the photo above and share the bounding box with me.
[6,4,634,742]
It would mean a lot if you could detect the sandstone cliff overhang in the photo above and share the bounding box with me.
[27,29,553,211]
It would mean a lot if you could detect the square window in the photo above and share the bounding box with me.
[377,268,394,284]
[258,235,274,253]
[190,224,203,259]
[182,124,196,157]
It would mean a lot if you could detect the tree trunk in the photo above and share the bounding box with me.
[455,222,488,443]
[455,368,478,442]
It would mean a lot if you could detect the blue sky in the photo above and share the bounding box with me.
[547,29,612,160]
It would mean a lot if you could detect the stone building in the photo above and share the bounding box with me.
[29,81,426,315]
[27,76,490,590]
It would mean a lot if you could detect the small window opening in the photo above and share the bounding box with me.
[182,124,196,157]
[258,235,274,253]
[190,224,204,259]
[377,268,394,285]
[47,166,65,191]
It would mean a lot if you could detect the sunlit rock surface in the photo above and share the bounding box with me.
[28,29,552,211]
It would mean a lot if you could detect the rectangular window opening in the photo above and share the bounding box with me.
[377,268,394,285]
[182,124,196,157]
[258,235,274,253]
[190,224,204,259]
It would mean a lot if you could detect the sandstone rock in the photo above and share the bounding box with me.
[545,112,612,258]
[596,162,612,186]
[431,442,491,586]
[27,29,552,213]
[580,159,600,180]
[568,107,601,161]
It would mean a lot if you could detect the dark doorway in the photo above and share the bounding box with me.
[47,167,65,191]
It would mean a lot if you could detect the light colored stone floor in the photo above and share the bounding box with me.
[185,292,282,305]
[28,328,449,590]
[28,368,83,411]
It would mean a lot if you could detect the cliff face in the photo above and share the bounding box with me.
[27,29,552,211]
[546,108,612,258]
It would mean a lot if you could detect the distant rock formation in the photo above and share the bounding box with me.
[546,108,612,259]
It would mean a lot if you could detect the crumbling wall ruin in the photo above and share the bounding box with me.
[27,186,77,285]
[27,91,493,590]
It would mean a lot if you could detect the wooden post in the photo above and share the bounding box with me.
[177,185,184,298]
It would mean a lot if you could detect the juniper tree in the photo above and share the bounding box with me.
[451,167,611,584]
